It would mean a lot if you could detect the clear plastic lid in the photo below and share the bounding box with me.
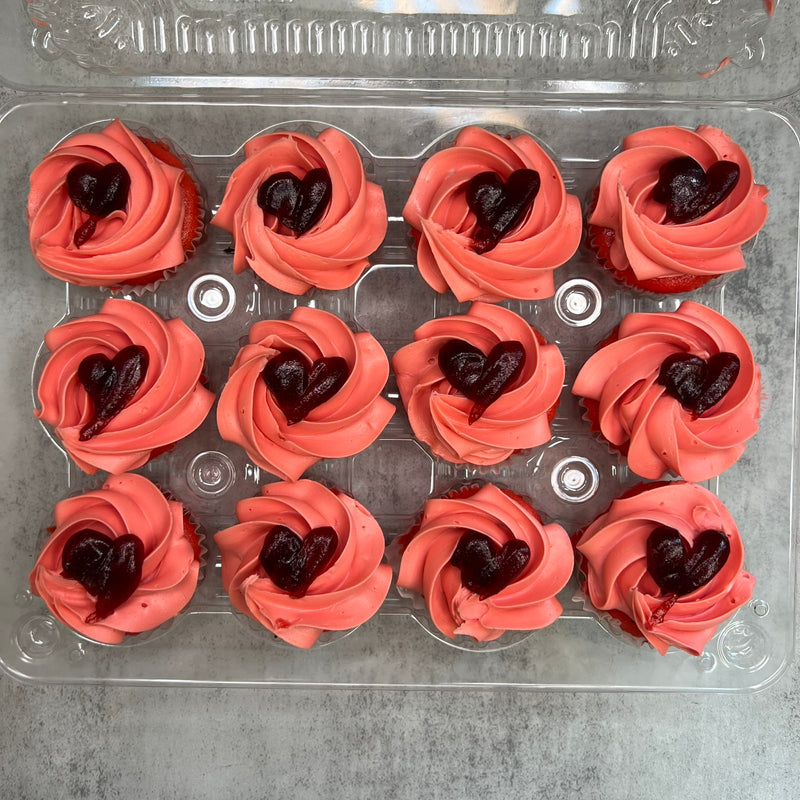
[3,0,796,99]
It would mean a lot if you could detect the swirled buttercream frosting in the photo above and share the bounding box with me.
[588,125,768,293]
[395,484,573,641]
[27,118,203,288]
[212,128,388,294]
[35,298,215,475]
[29,473,201,645]
[574,482,754,656]
[403,126,582,302]
[392,302,564,465]
[572,301,761,482]
[216,307,394,481]
[215,479,392,648]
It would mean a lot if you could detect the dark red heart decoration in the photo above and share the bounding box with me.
[438,338,526,424]
[450,530,530,599]
[261,348,349,425]
[646,525,730,597]
[66,161,131,247]
[257,168,332,236]
[652,156,740,224]
[657,351,740,416]
[259,525,339,598]
[465,168,541,254]
[77,344,149,441]
[61,529,144,622]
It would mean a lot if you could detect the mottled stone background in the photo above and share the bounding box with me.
[1,2,798,797]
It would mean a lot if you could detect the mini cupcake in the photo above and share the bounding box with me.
[216,306,394,481]
[588,125,769,293]
[215,479,392,648]
[27,118,204,289]
[395,483,573,642]
[403,126,582,303]
[572,301,761,482]
[29,473,202,645]
[211,127,388,294]
[573,482,755,656]
[35,298,215,475]
[392,302,564,465]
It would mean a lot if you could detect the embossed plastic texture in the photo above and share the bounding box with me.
[0,98,796,689]
[1,1,795,98]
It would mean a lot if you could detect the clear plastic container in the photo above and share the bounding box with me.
[1,1,796,98]
[0,96,796,689]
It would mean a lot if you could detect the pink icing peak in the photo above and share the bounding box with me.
[574,482,754,656]
[29,474,200,645]
[217,306,394,481]
[588,125,768,285]
[393,301,564,465]
[396,483,573,641]
[28,118,198,287]
[572,301,761,482]
[403,126,582,302]
[214,479,391,649]
[212,128,387,294]
[35,297,215,475]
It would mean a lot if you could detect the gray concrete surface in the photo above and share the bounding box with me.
[1,6,799,799]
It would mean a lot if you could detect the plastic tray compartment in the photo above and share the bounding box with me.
[0,95,796,689]
[2,1,796,99]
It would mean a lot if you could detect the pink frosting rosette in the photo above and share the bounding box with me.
[211,127,388,293]
[216,307,394,481]
[27,118,203,288]
[402,126,582,302]
[572,301,761,482]
[35,298,215,475]
[215,480,392,649]
[588,125,769,291]
[395,483,574,642]
[392,302,564,465]
[29,473,201,645]
[574,482,755,656]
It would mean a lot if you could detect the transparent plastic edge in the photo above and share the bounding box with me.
[1,0,797,100]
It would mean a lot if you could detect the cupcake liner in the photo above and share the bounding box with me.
[571,574,649,652]
[230,608,361,651]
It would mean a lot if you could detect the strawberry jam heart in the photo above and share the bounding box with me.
[465,168,541,254]
[61,529,144,622]
[257,168,332,236]
[77,344,149,441]
[438,339,525,424]
[646,525,730,597]
[66,161,131,247]
[652,156,740,224]
[261,348,349,425]
[657,351,740,416]
[259,524,339,598]
[450,530,530,600]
